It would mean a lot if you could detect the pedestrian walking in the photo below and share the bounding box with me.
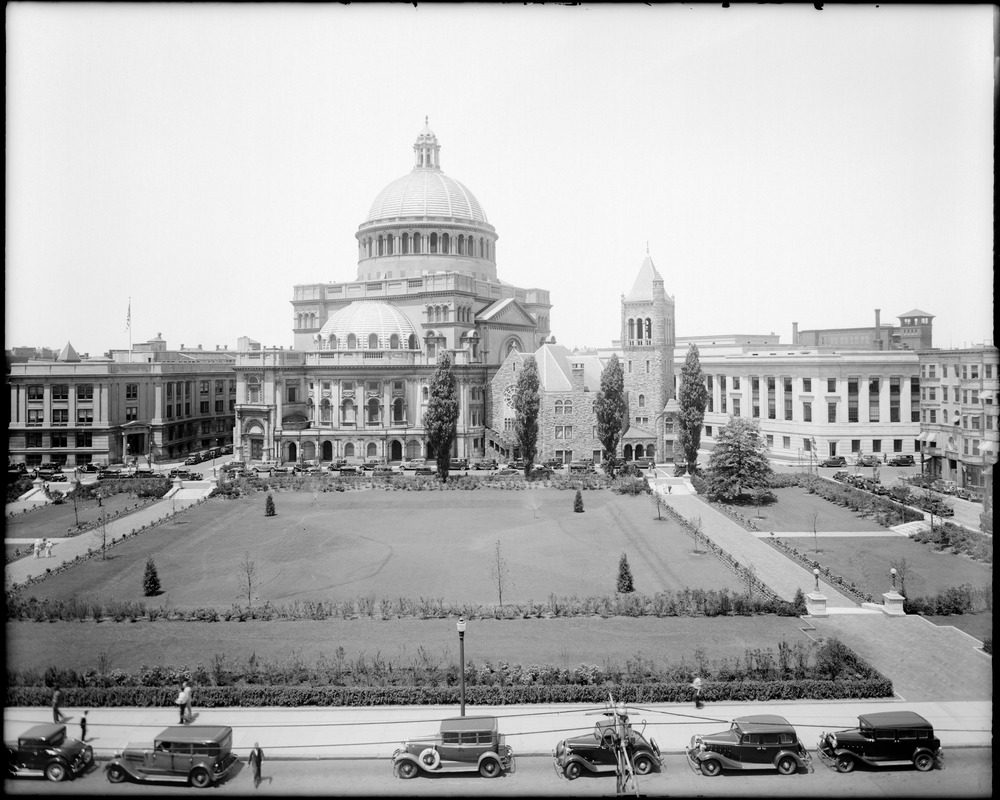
[33,538,42,558]
[80,711,88,741]
[174,684,188,724]
[667,484,673,494]
[52,686,67,723]
[183,681,194,723]
[691,675,704,709]
[248,742,264,788]
[44,538,54,558]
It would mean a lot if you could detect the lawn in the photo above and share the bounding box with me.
[746,487,891,532]
[19,489,746,608]
[5,616,815,677]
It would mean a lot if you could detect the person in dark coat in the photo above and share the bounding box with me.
[52,686,67,723]
[248,742,264,788]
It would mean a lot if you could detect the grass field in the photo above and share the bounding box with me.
[5,616,816,676]
[747,487,890,532]
[21,489,746,608]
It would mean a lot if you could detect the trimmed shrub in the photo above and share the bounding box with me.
[142,558,161,597]
[264,493,276,517]
[573,489,584,512]
[617,553,635,593]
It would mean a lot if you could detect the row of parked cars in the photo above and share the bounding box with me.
[183,445,233,466]
[832,470,956,516]
[820,454,915,468]
[5,708,944,788]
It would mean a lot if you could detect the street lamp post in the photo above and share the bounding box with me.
[456,617,467,717]
[813,568,820,592]
[890,567,897,592]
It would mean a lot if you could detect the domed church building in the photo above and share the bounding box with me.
[233,120,552,465]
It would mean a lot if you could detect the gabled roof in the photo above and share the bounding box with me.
[532,344,604,392]
[622,425,656,440]
[477,297,537,328]
[56,341,81,363]
[625,255,662,302]
[897,309,934,319]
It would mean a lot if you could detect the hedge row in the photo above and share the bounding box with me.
[6,678,893,708]
[903,583,993,616]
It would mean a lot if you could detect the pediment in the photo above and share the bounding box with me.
[478,298,537,328]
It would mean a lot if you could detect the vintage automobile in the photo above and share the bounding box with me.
[820,456,848,468]
[553,709,662,780]
[251,460,280,475]
[400,458,428,471]
[818,711,942,773]
[528,465,555,479]
[337,464,361,476]
[105,725,238,788]
[832,470,851,482]
[472,459,498,470]
[494,467,520,477]
[856,454,880,467]
[392,715,515,779]
[6,723,93,782]
[184,455,203,465]
[448,458,470,471]
[888,454,915,467]
[361,458,388,472]
[687,715,812,777]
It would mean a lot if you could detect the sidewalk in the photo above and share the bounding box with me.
[2,699,991,760]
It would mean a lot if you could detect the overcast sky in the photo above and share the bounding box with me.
[6,3,995,357]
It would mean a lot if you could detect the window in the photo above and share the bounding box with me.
[751,377,760,418]
[555,425,573,439]
[868,377,880,422]
[732,398,740,416]
[767,377,776,420]
[872,439,882,453]
[893,439,903,452]
[126,406,138,421]
[828,378,837,393]
[77,384,94,401]
[803,401,812,422]
[287,385,298,403]
[929,409,936,423]
[125,382,138,400]
[890,377,900,422]
[848,379,859,422]
[803,378,812,392]
[216,380,224,395]
[28,385,44,400]
[851,439,861,453]
[732,377,740,390]
[166,404,174,420]
[986,364,994,379]
[52,384,69,400]
[200,401,209,414]
[706,425,713,437]
[167,382,173,398]
[645,360,650,373]
[27,409,44,426]
[200,380,210,395]
[215,400,224,413]
[828,402,837,423]
[52,409,69,426]
[803,438,812,452]
[26,432,42,447]
[971,364,979,380]
[51,432,68,448]
[77,409,93,426]
[911,377,920,422]
[185,402,191,416]
[782,436,791,449]
[77,431,93,448]
[766,434,774,447]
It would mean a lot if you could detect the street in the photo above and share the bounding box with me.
[4,751,991,797]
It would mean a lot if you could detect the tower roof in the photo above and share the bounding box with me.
[898,309,934,319]
[625,255,663,302]
[56,341,81,362]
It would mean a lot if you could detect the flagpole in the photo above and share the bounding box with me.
[127,297,132,354]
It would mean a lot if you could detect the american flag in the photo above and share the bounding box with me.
[125,299,131,332]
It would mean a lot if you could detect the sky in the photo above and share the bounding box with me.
[6,4,995,357]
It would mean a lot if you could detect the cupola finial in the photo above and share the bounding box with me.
[413,119,441,170]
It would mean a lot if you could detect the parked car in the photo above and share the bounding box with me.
[77,463,103,473]
[856,455,880,467]
[888,454,915,467]
[413,466,435,476]
[472,459,498,470]
[293,463,325,475]
[251,461,280,475]
[392,715,514,779]
[506,459,526,471]
[400,458,427,471]
[494,468,520,477]
[184,455,202,466]
[329,458,348,470]
[105,725,238,788]
[634,457,655,469]
[820,456,847,468]
[933,480,958,495]
[220,444,233,455]
[6,723,93,782]
[817,711,942,773]
[687,715,812,777]
[543,458,565,469]
[362,458,388,472]
[832,470,851,482]
[953,486,974,501]
[337,465,361,476]
[47,472,69,482]
[372,466,395,478]
[528,465,555,479]
[568,462,595,474]
[553,709,662,780]
[270,466,295,476]
[448,458,469,471]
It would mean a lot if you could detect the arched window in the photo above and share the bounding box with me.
[367,442,378,458]
[645,318,652,339]
[393,397,405,423]
[442,233,450,254]
[401,233,409,254]
[413,233,421,253]
[564,400,573,414]
[408,333,419,350]
[343,399,356,424]
[329,335,338,350]
[386,234,394,255]
[443,306,450,322]
[389,333,400,349]
[506,339,520,356]
[422,386,429,401]
[368,333,379,350]
[367,398,380,424]
[430,233,438,253]
[321,398,332,424]
[377,235,384,256]
[248,377,261,404]
[347,333,357,349]
[638,394,645,408]
[344,442,355,457]
[628,319,635,341]
[457,235,464,255]
[435,306,442,323]
[555,400,563,415]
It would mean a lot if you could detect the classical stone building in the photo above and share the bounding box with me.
[233,121,551,464]
[793,308,934,351]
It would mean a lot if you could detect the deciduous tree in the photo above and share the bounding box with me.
[595,354,628,476]
[513,356,540,477]
[704,416,774,502]
[677,343,708,474]
[237,551,258,611]
[425,353,460,481]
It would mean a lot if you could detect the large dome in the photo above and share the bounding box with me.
[317,301,418,347]
[364,119,488,224]
[366,170,488,224]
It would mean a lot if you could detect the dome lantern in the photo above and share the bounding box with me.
[413,116,441,170]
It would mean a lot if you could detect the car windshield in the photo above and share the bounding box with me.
[31,730,65,747]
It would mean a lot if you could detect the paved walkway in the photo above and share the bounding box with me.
[5,481,215,589]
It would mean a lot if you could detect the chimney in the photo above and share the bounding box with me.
[791,323,798,344]
[874,309,881,350]
[570,361,586,392]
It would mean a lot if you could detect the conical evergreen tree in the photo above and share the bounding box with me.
[574,489,584,512]
[143,557,161,596]
[617,552,635,593]
[264,493,276,517]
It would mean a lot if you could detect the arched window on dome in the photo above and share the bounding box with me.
[638,394,645,408]
[413,233,422,254]
[401,234,409,254]
[342,399,356,425]
[368,333,379,350]
[645,318,652,340]
[386,234,394,255]
[479,238,484,258]
[457,235,464,255]
[329,335,338,350]
[408,333,419,350]
[377,236,384,257]
[430,233,438,253]
[389,333,400,349]
[442,233,450,254]
[347,333,357,349]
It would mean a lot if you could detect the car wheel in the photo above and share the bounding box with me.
[418,748,440,770]
[835,755,855,773]
[189,767,211,788]
[776,755,798,775]
[107,764,127,783]
[914,752,934,772]
[633,754,654,775]
[479,757,501,778]
[44,761,67,782]
[564,761,582,780]
[700,759,722,777]
[396,760,418,779]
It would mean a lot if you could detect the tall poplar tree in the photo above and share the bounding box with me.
[595,353,628,476]
[425,353,460,481]
[513,356,540,477]
[677,343,709,474]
